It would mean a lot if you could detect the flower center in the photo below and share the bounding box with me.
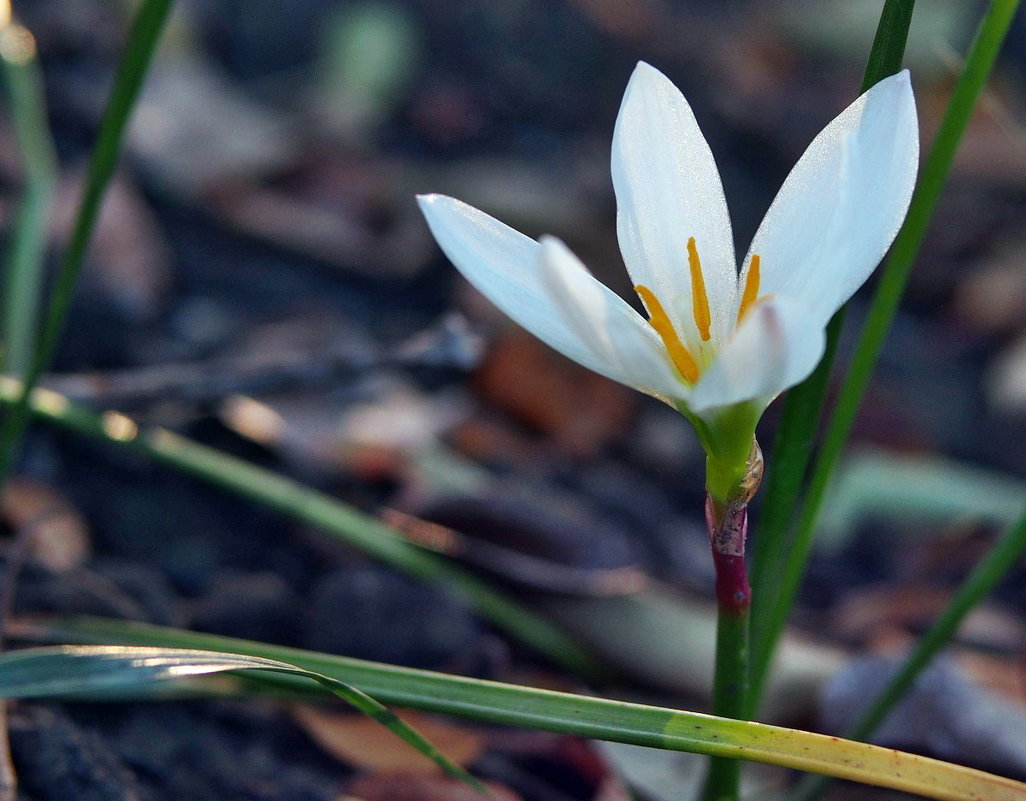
[635,235,714,385]
[635,240,766,387]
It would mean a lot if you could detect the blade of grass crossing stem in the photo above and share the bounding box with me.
[0,646,487,793]
[11,618,1026,801]
[0,14,58,379]
[0,379,602,677]
[792,503,1026,801]
[0,0,174,487]
[747,0,916,717]
[748,0,1022,716]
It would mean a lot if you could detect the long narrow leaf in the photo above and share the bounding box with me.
[747,0,916,712]
[0,12,58,378]
[0,379,600,676]
[11,617,1026,801]
[0,645,485,791]
[0,0,174,485]
[748,0,1020,710]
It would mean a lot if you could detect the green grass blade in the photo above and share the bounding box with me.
[858,0,918,94]
[0,380,601,676]
[747,0,916,716]
[0,15,58,379]
[792,502,1026,801]
[13,616,1026,801]
[0,645,486,792]
[746,321,839,708]
[0,0,174,486]
[748,0,1019,712]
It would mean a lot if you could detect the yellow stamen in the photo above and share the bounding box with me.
[737,253,761,324]
[687,237,712,341]
[635,284,700,384]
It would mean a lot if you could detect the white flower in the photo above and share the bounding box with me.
[418,62,918,461]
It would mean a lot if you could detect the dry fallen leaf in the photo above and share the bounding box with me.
[833,584,1026,652]
[988,332,1026,414]
[293,706,485,774]
[472,329,634,457]
[344,772,521,801]
[0,479,91,572]
[51,172,173,321]
[953,254,1026,335]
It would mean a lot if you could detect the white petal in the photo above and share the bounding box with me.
[537,237,688,402]
[417,194,686,402]
[744,70,919,325]
[612,62,737,348]
[688,297,825,413]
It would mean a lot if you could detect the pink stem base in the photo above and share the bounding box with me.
[705,495,751,616]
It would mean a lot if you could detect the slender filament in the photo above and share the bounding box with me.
[635,285,700,384]
[687,237,712,341]
[737,253,761,324]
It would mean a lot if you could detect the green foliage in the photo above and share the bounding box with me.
[748,0,917,714]
[9,623,1026,801]
[0,645,485,792]
[0,18,57,379]
[0,380,600,675]
[0,0,174,484]
[748,0,1022,718]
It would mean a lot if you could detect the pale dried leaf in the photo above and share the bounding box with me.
[293,706,485,774]
[0,479,90,571]
[51,173,172,321]
[344,772,520,801]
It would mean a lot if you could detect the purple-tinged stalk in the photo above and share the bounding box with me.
[707,500,751,617]
[700,444,762,801]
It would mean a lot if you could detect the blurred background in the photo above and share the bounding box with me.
[4,1,1026,799]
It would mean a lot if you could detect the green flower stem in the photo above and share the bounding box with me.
[701,551,750,801]
[688,403,760,508]
[0,17,58,380]
[700,448,761,801]
[0,0,174,488]
[792,501,1026,801]
[695,398,759,801]
[747,0,1020,716]
[0,379,602,676]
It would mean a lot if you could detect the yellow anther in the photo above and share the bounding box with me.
[687,237,712,342]
[737,253,761,324]
[635,285,700,384]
